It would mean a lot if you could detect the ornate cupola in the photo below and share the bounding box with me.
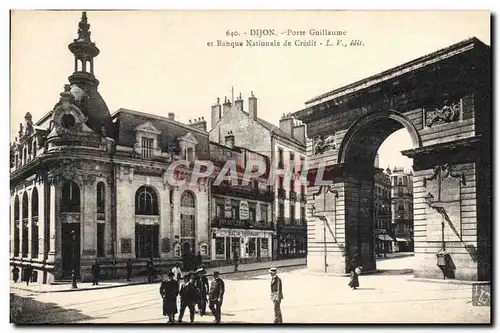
[67,12,111,135]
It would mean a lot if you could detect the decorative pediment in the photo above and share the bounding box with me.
[178,132,198,145]
[134,121,161,135]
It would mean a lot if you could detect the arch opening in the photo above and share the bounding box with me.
[135,185,160,258]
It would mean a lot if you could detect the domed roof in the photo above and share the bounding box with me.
[69,78,111,134]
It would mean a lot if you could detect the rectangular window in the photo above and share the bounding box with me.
[289,152,295,171]
[216,203,224,217]
[232,205,240,220]
[261,205,268,223]
[97,223,105,257]
[121,238,132,254]
[290,204,295,223]
[300,157,305,172]
[300,206,306,222]
[398,177,403,186]
[141,137,154,159]
[248,238,256,257]
[181,214,195,238]
[278,203,284,219]
[278,148,284,167]
[215,237,225,255]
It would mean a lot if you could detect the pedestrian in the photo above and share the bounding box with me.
[208,270,225,324]
[147,258,155,283]
[348,258,362,290]
[91,259,100,286]
[195,267,209,316]
[178,272,199,323]
[269,267,283,324]
[126,259,133,282]
[232,248,239,272]
[12,265,19,283]
[196,251,202,269]
[172,263,183,284]
[24,264,33,286]
[160,272,179,323]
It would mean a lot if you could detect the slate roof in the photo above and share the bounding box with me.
[111,108,210,160]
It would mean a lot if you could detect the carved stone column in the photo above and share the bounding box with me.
[27,188,32,259]
[82,175,97,261]
[49,181,57,263]
[10,194,14,257]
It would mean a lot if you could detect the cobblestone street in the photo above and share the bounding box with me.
[10,257,490,324]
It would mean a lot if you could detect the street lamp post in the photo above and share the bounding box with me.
[71,230,78,289]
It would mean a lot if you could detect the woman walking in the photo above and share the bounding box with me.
[348,258,362,290]
[160,272,179,323]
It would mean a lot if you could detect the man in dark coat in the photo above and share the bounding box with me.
[24,264,33,286]
[178,272,199,323]
[195,268,209,316]
[208,271,225,324]
[160,272,179,323]
[269,267,283,324]
[91,259,100,286]
[126,259,133,282]
[196,251,203,269]
[12,265,19,283]
[146,258,155,283]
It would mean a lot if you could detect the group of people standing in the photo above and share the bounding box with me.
[159,263,225,324]
[11,263,33,286]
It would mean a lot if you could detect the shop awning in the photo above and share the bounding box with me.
[396,237,411,242]
[377,234,394,241]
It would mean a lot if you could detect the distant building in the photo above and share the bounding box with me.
[373,157,393,256]
[209,138,274,265]
[209,95,308,259]
[389,166,414,252]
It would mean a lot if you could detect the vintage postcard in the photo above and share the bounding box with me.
[9,10,491,324]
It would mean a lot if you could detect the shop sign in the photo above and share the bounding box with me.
[224,197,232,218]
[239,200,249,220]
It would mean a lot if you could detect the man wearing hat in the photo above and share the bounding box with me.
[178,271,199,323]
[269,267,283,323]
[208,271,225,324]
[195,267,209,316]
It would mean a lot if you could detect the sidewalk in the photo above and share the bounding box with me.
[10,257,306,294]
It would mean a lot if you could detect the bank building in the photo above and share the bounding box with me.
[9,12,213,283]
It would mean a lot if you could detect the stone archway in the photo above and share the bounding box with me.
[293,38,491,281]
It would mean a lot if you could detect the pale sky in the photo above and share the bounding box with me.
[10,10,490,168]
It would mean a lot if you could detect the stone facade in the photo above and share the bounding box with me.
[293,37,491,281]
[209,95,308,260]
[373,165,392,256]
[388,167,414,252]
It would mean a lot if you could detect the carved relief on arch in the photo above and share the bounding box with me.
[424,99,462,128]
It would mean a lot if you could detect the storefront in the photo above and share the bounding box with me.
[277,227,307,259]
[211,228,274,265]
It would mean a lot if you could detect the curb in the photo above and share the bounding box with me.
[11,262,306,294]
[409,278,491,286]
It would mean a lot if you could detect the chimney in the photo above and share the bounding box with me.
[279,113,294,137]
[248,91,257,121]
[234,93,244,111]
[168,113,175,120]
[222,97,232,115]
[189,117,207,132]
[224,130,235,149]
[211,98,221,128]
[292,121,306,144]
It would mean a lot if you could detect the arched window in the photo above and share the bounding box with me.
[14,195,20,221]
[13,195,20,257]
[97,182,105,214]
[31,188,39,258]
[181,191,195,208]
[32,140,37,158]
[180,191,196,253]
[21,192,29,257]
[31,188,39,218]
[61,181,80,212]
[135,186,159,215]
